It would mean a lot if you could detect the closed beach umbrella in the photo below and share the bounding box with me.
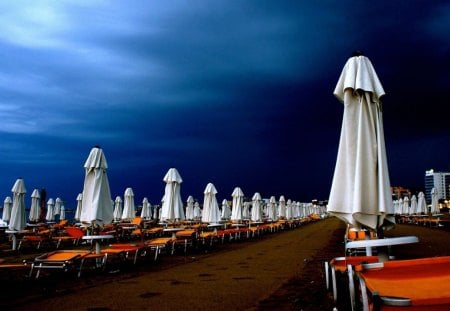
[267,196,277,221]
[231,187,244,222]
[286,199,293,220]
[251,192,263,222]
[430,188,439,215]
[193,202,201,220]
[243,202,250,220]
[202,183,221,224]
[113,196,122,221]
[80,146,113,226]
[402,197,410,215]
[29,189,41,222]
[186,196,195,220]
[122,188,136,220]
[9,178,27,231]
[60,204,66,220]
[74,193,83,221]
[141,197,151,219]
[417,192,427,214]
[2,196,12,223]
[327,53,395,231]
[410,195,417,215]
[46,198,55,222]
[54,197,62,216]
[160,168,185,222]
[221,199,231,220]
[278,196,286,219]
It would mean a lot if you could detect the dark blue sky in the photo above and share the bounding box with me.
[1,1,449,208]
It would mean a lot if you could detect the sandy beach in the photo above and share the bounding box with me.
[2,217,450,310]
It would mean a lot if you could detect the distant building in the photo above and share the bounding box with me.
[391,186,411,201]
[424,169,450,204]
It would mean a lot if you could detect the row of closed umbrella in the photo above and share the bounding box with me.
[393,189,439,215]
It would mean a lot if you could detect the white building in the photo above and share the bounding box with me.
[424,169,450,204]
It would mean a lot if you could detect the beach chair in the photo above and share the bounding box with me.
[145,237,175,259]
[52,226,86,249]
[28,250,105,279]
[173,229,198,254]
[100,242,151,266]
[353,256,450,311]
[325,255,380,304]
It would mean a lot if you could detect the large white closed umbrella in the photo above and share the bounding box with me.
[430,188,439,215]
[46,198,55,222]
[113,196,122,221]
[267,196,277,221]
[80,146,113,225]
[2,196,12,223]
[160,168,185,222]
[29,189,41,222]
[122,187,136,220]
[54,197,62,216]
[9,178,27,231]
[327,53,395,231]
[74,193,83,221]
[417,192,427,214]
[141,197,151,219]
[251,192,263,222]
[231,187,244,222]
[185,196,195,220]
[221,199,231,220]
[202,183,221,224]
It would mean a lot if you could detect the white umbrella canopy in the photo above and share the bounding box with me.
[60,204,66,220]
[417,192,427,214]
[251,192,263,222]
[286,199,293,220]
[2,196,12,223]
[327,53,395,231]
[113,196,123,221]
[410,195,418,215]
[221,199,232,220]
[54,197,62,216]
[402,197,410,215]
[193,202,201,220]
[278,196,286,219]
[160,168,185,222]
[185,195,195,220]
[202,183,221,224]
[267,196,277,221]
[141,197,152,219]
[430,188,439,215]
[122,187,136,220]
[242,202,250,220]
[231,187,244,222]
[8,178,27,231]
[29,189,41,222]
[46,198,55,222]
[74,193,83,221]
[80,146,113,226]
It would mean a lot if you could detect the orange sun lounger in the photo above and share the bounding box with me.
[325,255,380,303]
[354,256,450,310]
[29,250,105,279]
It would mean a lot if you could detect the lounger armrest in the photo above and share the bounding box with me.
[379,296,411,306]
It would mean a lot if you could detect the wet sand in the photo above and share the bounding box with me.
[2,217,450,311]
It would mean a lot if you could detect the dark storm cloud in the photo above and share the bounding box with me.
[0,1,449,207]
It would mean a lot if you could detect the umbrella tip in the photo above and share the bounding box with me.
[94,144,101,149]
[352,50,364,57]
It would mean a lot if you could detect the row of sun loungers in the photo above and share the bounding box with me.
[1,215,319,281]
